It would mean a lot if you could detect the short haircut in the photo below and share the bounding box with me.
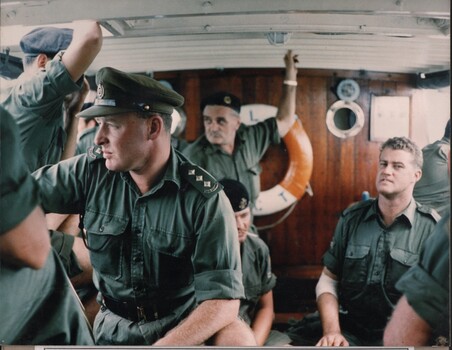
[380,136,423,169]
[136,111,173,133]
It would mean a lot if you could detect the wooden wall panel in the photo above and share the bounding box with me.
[156,68,415,273]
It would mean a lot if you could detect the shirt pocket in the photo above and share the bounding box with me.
[145,229,194,289]
[83,210,129,280]
[342,244,370,285]
[385,248,419,302]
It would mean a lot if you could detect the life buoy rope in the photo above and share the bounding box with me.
[240,104,314,216]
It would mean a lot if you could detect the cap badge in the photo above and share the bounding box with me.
[239,197,248,210]
[97,83,105,99]
[224,96,231,105]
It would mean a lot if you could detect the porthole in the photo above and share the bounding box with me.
[326,100,365,139]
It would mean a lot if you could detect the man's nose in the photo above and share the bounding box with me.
[94,127,105,145]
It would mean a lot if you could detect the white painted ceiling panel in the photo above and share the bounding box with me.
[1,0,449,75]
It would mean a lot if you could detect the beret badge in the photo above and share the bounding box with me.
[224,96,232,105]
[239,197,248,210]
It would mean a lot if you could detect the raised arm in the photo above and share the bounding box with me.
[276,49,298,137]
[62,20,103,82]
[315,267,349,346]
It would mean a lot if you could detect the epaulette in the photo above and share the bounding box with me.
[416,203,441,223]
[86,145,103,162]
[341,199,374,217]
[180,162,222,198]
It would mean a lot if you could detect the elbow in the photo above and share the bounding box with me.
[28,246,51,269]
[82,21,103,53]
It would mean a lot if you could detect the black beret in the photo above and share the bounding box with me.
[201,91,241,114]
[78,67,184,118]
[219,179,250,212]
[20,27,73,56]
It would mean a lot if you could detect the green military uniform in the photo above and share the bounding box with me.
[1,58,83,172]
[395,211,450,343]
[182,118,280,208]
[32,148,244,345]
[322,199,439,345]
[0,108,93,345]
[239,232,291,345]
[239,232,276,324]
[413,136,450,216]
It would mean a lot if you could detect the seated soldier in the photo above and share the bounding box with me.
[216,178,292,346]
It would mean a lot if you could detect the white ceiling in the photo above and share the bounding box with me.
[0,0,450,75]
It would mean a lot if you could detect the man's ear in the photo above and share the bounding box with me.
[147,115,163,140]
[36,54,48,69]
[414,169,422,183]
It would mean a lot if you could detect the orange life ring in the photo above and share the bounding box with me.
[240,104,314,216]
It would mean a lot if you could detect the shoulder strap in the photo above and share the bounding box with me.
[180,162,222,198]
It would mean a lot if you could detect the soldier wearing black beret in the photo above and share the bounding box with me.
[217,179,290,346]
[182,50,300,215]
[33,66,256,346]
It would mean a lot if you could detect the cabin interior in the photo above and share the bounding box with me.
[1,0,450,330]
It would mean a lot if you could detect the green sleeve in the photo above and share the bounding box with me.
[192,190,245,301]
[0,109,40,234]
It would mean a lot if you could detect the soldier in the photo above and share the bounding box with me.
[182,50,299,211]
[32,67,256,346]
[0,107,93,345]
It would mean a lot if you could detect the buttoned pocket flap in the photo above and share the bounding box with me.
[345,245,370,259]
[390,248,418,266]
[83,210,128,236]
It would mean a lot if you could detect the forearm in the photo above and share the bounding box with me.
[153,299,239,346]
[276,50,298,136]
[62,20,103,81]
[317,293,341,335]
[384,296,432,346]
[251,306,274,346]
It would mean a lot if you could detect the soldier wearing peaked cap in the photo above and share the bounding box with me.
[182,50,300,213]
[32,67,256,346]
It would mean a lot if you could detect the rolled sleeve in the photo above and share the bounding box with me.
[397,266,448,330]
[0,112,41,234]
[192,191,245,302]
[194,269,244,301]
[396,217,449,331]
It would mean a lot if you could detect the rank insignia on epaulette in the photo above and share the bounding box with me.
[87,145,103,160]
[181,163,220,197]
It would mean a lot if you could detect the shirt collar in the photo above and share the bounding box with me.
[363,198,416,227]
[120,147,182,195]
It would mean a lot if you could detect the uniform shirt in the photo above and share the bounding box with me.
[182,118,280,208]
[323,199,439,341]
[32,148,244,313]
[1,58,83,172]
[0,110,93,345]
[239,232,277,324]
[413,137,450,216]
[396,211,450,341]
